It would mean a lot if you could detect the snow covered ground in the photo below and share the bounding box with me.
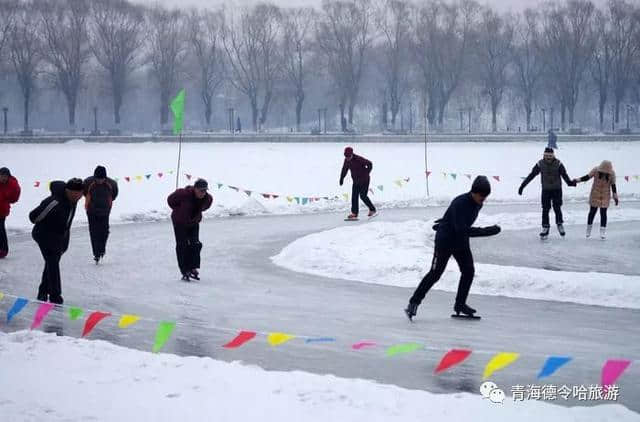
[2,140,639,233]
[1,330,637,422]
[271,216,640,309]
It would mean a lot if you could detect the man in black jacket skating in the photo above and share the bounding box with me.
[84,165,119,263]
[405,176,500,320]
[29,178,84,304]
[518,148,576,238]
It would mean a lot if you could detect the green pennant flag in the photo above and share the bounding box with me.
[170,89,185,135]
[153,321,176,353]
[377,185,384,191]
[386,343,422,357]
[69,307,84,321]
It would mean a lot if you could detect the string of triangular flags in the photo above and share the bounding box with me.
[31,171,176,188]
[0,292,632,390]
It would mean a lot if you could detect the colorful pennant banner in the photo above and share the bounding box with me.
[223,331,257,348]
[483,352,520,379]
[435,349,472,374]
[538,356,572,379]
[30,303,54,330]
[153,321,175,353]
[82,311,111,337]
[7,297,29,323]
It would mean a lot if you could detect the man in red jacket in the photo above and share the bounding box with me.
[167,178,213,281]
[0,167,21,258]
[339,147,376,220]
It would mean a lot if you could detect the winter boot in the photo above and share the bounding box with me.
[600,227,606,240]
[557,224,565,237]
[404,302,418,321]
[539,226,550,238]
[586,224,593,238]
[453,303,476,316]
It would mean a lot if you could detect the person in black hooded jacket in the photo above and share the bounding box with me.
[83,165,118,263]
[405,176,501,320]
[29,178,84,304]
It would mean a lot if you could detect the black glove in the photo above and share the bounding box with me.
[339,179,343,186]
[569,180,577,187]
[484,225,501,236]
[518,186,523,196]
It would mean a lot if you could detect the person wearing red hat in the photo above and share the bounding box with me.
[339,147,376,220]
[0,167,21,258]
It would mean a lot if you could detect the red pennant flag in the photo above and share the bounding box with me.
[272,195,279,199]
[404,177,410,183]
[158,172,163,178]
[82,311,111,337]
[625,176,630,182]
[435,349,472,374]
[185,174,192,180]
[34,181,40,187]
[223,331,257,348]
[425,171,432,177]
[262,193,271,199]
[125,177,131,182]
[493,176,500,182]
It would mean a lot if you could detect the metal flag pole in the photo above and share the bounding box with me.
[175,131,183,189]
[424,99,430,197]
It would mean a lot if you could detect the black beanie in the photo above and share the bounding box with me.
[544,147,554,154]
[194,178,208,190]
[66,178,84,191]
[0,167,10,176]
[94,165,107,179]
[471,175,491,196]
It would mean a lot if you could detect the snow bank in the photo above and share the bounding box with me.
[0,331,636,422]
[2,141,639,231]
[271,220,640,309]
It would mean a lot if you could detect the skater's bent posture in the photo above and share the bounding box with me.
[405,176,501,320]
[167,179,212,281]
[339,146,376,220]
[573,160,618,240]
[518,147,576,238]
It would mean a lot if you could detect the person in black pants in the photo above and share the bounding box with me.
[339,146,376,220]
[29,178,84,304]
[405,176,501,320]
[518,148,576,238]
[167,179,213,281]
[84,165,119,263]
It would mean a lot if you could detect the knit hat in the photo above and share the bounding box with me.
[471,175,491,196]
[194,178,208,190]
[344,147,354,157]
[597,160,613,174]
[544,147,554,154]
[94,165,107,179]
[65,178,84,191]
[0,167,10,176]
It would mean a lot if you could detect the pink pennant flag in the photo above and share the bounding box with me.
[34,181,41,187]
[434,349,472,374]
[601,359,631,391]
[158,172,163,178]
[223,331,257,348]
[125,177,131,182]
[404,177,410,182]
[185,174,192,180]
[352,341,377,350]
[82,311,111,337]
[30,303,55,330]
[625,176,630,182]
[493,176,500,182]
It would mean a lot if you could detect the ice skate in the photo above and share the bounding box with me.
[181,273,191,282]
[452,303,481,320]
[557,224,565,237]
[368,210,377,219]
[404,302,418,322]
[586,224,592,238]
[189,269,200,280]
[600,227,606,240]
[344,213,359,221]
[539,226,550,239]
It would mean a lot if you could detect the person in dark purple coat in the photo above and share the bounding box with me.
[167,179,213,281]
[339,147,376,220]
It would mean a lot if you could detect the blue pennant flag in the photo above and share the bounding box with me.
[7,297,29,323]
[538,356,573,379]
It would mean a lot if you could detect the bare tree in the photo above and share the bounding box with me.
[147,6,186,128]
[590,9,612,132]
[541,0,595,129]
[316,0,373,130]
[376,0,411,128]
[512,9,545,131]
[0,0,17,66]
[39,0,91,131]
[283,7,315,132]
[188,9,225,128]
[89,0,145,127]
[222,3,282,131]
[10,2,42,132]
[475,8,513,132]
[607,0,640,124]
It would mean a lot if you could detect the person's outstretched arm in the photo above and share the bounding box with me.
[339,160,348,186]
[559,164,576,186]
[518,164,540,194]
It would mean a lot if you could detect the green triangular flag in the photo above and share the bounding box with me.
[377,185,384,191]
[153,321,176,353]
[386,343,422,357]
[170,89,185,135]
[69,307,83,320]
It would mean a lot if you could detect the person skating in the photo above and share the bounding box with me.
[404,176,501,321]
[83,165,119,263]
[167,178,212,281]
[573,160,618,240]
[29,178,84,304]
[547,129,558,149]
[339,146,376,220]
[0,167,21,258]
[518,147,576,238]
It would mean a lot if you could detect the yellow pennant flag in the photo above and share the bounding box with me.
[395,180,403,187]
[286,196,294,203]
[118,314,141,328]
[483,352,520,379]
[342,193,349,201]
[135,175,143,182]
[0,292,4,301]
[267,332,295,346]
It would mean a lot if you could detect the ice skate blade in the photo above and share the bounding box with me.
[344,218,359,221]
[451,314,481,320]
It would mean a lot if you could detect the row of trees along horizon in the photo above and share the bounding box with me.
[0,0,639,135]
